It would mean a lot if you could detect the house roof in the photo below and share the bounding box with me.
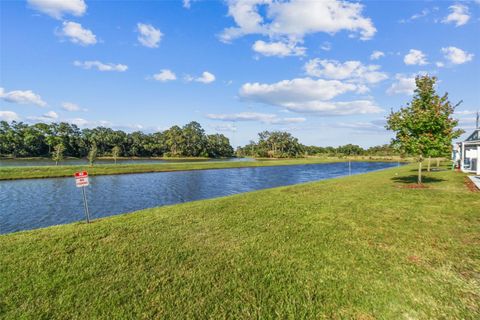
[465,129,479,142]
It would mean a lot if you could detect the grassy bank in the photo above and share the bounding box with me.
[1,164,478,318]
[0,157,346,180]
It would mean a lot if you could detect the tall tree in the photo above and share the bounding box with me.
[88,145,98,167]
[52,143,65,166]
[386,75,463,184]
[111,146,121,164]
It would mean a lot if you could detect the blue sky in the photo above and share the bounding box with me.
[1,0,479,147]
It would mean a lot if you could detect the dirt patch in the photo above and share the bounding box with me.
[398,183,429,189]
[464,177,479,192]
[407,255,422,265]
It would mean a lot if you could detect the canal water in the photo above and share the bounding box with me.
[0,162,398,234]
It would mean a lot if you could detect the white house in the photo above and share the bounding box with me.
[455,128,480,175]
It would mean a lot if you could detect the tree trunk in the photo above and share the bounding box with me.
[427,157,431,172]
[418,161,422,184]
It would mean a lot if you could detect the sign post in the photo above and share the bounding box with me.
[75,171,90,223]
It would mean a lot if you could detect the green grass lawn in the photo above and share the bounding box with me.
[1,164,478,319]
[0,157,347,180]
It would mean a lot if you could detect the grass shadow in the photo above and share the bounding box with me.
[392,175,446,184]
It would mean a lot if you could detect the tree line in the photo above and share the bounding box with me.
[0,121,234,159]
[236,131,398,158]
[1,120,401,161]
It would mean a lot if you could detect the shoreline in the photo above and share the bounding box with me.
[0,157,414,181]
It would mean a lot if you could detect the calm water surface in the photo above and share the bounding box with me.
[0,162,398,234]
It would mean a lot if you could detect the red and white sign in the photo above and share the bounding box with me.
[74,171,89,187]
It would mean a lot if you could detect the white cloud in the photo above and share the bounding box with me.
[220,0,376,42]
[387,74,416,95]
[207,112,306,124]
[27,0,86,19]
[441,46,474,64]
[27,110,59,122]
[211,123,237,132]
[435,61,445,68]
[0,87,47,107]
[137,23,162,48]
[442,4,470,27]
[73,60,128,72]
[334,119,386,133]
[240,78,357,103]
[320,41,332,51]
[403,49,428,65]
[58,21,97,46]
[252,40,306,57]
[153,69,177,82]
[370,50,384,60]
[0,111,20,122]
[239,78,382,115]
[183,0,191,9]
[455,110,479,116]
[304,59,388,84]
[44,111,58,119]
[186,71,216,84]
[61,102,82,112]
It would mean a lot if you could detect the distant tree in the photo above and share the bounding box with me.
[206,134,234,158]
[336,144,365,156]
[51,143,65,166]
[88,145,98,167]
[111,146,121,164]
[386,75,464,184]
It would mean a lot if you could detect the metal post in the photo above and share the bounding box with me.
[349,160,351,176]
[82,186,90,223]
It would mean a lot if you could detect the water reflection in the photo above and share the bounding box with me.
[0,162,398,234]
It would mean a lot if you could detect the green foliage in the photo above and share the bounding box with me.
[111,146,121,164]
[386,75,464,158]
[0,121,234,160]
[237,131,304,158]
[51,143,65,165]
[87,145,98,166]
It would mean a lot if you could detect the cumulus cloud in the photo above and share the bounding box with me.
[241,78,357,103]
[370,50,384,60]
[252,40,306,57]
[220,0,376,43]
[239,78,382,115]
[152,69,177,82]
[334,119,386,133]
[320,42,332,51]
[73,60,128,72]
[441,46,474,64]
[27,0,86,19]
[0,111,20,122]
[304,59,388,84]
[207,112,306,125]
[27,110,59,122]
[61,102,85,112]
[387,74,416,95]
[442,4,470,27]
[186,71,216,84]
[404,49,428,65]
[211,123,238,132]
[58,21,97,46]
[0,87,47,107]
[137,23,162,48]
